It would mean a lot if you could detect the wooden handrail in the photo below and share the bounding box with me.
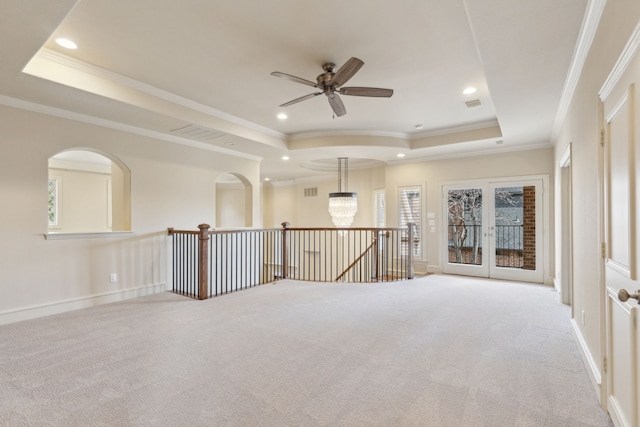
[169,223,416,300]
[335,235,378,282]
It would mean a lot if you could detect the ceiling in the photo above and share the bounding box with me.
[0,0,591,183]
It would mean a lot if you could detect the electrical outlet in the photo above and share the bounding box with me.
[110,273,118,283]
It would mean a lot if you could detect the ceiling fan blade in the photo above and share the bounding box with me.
[339,87,394,97]
[280,92,322,107]
[331,57,364,88]
[271,71,318,88]
[327,93,346,117]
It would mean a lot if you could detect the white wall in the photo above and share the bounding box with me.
[264,166,385,230]
[263,183,297,228]
[216,184,245,228]
[48,168,111,233]
[0,104,261,324]
[385,148,554,276]
[263,150,553,277]
[553,0,640,401]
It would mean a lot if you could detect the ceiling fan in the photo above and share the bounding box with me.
[271,57,393,117]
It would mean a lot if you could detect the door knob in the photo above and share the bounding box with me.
[618,289,640,304]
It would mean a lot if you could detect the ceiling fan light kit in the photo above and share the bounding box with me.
[271,57,393,117]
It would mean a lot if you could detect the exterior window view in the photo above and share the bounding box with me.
[447,186,536,270]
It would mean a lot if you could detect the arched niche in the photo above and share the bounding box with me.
[48,149,131,233]
[215,173,252,228]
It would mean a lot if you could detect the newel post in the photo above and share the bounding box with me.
[281,222,290,279]
[372,230,379,281]
[198,224,210,299]
[407,222,415,280]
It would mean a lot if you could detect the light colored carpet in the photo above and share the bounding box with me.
[0,274,612,426]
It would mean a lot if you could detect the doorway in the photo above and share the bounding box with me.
[442,178,544,283]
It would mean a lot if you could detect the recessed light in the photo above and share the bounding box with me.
[397,153,405,158]
[414,124,423,130]
[277,113,288,120]
[463,87,477,95]
[264,178,271,181]
[55,38,77,50]
[282,156,289,161]
[496,140,504,145]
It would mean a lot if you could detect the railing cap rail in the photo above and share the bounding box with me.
[169,226,411,235]
[168,227,281,235]
[284,227,410,231]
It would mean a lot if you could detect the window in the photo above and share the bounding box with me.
[399,186,421,257]
[48,177,61,228]
[374,189,385,228]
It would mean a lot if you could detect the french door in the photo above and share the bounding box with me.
[442,179,544,283]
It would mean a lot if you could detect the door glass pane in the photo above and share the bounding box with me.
[447,188,483,265]
[494,186,535,270]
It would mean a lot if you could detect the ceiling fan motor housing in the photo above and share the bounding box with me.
[317,71,335,88]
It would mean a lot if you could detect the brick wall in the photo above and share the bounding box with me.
[522,185,536,270]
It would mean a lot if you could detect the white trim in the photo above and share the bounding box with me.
[607,397,629,427]
[44,231,135,240]
[599,19,640,100]
[0,95,263,162]
[0,283,165,326]
[552,0,607,140]
[389,141,553,165]
[606,92,630,122]
[560,143,572,168]
[287,119,500,142]
[289,129,408,141]
[32,49,285,140]
[411,119,500,139]
[49,158,112,174]
[571,318,603,401]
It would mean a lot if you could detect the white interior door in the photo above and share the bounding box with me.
[602,77,639,427]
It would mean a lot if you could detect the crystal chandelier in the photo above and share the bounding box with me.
[328,158,357,228]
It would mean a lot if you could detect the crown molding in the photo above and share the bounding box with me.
[288,129,409,141]
[0,95,263,161]
[31,49,286,140]
[409,119,499,140]
[552,0,607,139]
[286,120,501,142]
[389,141,553,164]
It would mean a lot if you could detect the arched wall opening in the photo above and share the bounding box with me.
[48,149,131,233]
[215,172,252,228]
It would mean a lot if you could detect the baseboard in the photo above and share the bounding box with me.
[570,318,602,402]
[553,277,563,303]
[427,265,441,274]
[0,283,166,326]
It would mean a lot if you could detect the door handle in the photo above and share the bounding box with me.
[618,289,640,304]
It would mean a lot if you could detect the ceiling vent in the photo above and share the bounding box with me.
[304,187,318,197]
[170,124,225,141]
[465,99,482,108]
